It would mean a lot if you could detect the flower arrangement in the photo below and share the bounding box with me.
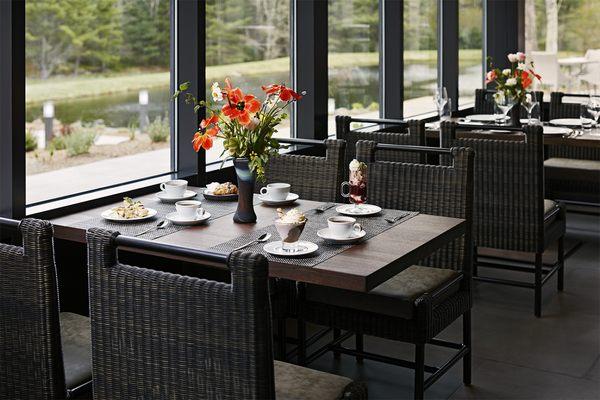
[173,78,303,180]
[485,52,542,103]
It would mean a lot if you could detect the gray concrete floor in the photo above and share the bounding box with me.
[307,211,600,399]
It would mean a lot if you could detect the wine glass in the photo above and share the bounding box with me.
[433,87,448,121]
[341,168,367,212]
[521,92,539,125]
[493,92,516,125]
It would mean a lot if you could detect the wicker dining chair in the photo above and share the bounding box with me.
[546,92,600,204]
[298,142,474,400]
[0,218,92,400]
[440,121,567,317]
[336,115,426,167]
[86,228,367,400]
[475,88,545,120]
[260,138,346,203]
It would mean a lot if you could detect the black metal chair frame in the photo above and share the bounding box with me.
[296,143,474,400]
[335,115,427,167]
[440,122,567,317]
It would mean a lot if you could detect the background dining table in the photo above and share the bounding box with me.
[50,190,466,292]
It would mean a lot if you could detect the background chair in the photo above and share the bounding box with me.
[336,115,426,166]
[87,228,367,400]
[261,138,346,203]
[0,218,91,400]
[530,51,560,91]
[547,92,600,205]
[579,49,600,91]
[298,143,474,400]
[441,122,566,317]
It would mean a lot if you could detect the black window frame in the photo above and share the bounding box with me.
[1,0,520,219]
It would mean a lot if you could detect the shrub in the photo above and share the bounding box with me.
[147,115,170,143]
[25,130,38,152]
[351,102,364,110]
[64,126,97,156]
[367,101,379,111]
[49,136,66,152]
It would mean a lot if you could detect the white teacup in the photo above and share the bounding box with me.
[160,179,187,198]
[327,216,363,238]
[175,200,204,220]
[260,183,291,201]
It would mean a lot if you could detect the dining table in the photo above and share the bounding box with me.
[50,188,466,293]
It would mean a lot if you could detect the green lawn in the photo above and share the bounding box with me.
[26,50,484,104]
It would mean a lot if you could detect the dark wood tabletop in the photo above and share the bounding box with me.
[423,118,600,147]
[50,189,466,292]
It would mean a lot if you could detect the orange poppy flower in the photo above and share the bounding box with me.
[192,115,219,151]
[222,87,261,126]
[261,84,302,101]
[520,70,533,89]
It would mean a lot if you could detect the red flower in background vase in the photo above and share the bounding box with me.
[520,70,533,89]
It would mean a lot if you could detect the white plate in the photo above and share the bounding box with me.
[543,126,573,136]
[336,204,382,216]
[101,207,157,222]
[466,114,508,122]
[259,193,299,206]
[317,228,366,244]
[165,211,211,226]
[155,190,197,202]
[263,240,318,256]
[549,118,582,128]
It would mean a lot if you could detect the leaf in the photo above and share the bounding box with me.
[179,81,190,91]
[193,104,201,113]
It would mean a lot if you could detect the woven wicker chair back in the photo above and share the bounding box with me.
[548,92,600,160]
[441,122,546,252]
[87,228,275,400]
[356,141,474,272]
[261,139,346,203]
[0,219,66,400]
[337,115,426,167]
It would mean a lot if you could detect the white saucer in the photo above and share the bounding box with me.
[336,204,382,216]
[259,193,299,206]
[466,114,508,123]
[156,190,197,202]
[549,118,581,128]
[165,211,211,226]
[101,207,157,222]
[543,126,573,136]
[317,228,366,244]
[263,240,318,256]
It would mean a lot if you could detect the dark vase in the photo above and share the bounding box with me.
[233,158,257,224]
[510,102,522,127]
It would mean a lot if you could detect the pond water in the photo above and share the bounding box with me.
[26,62,481,128]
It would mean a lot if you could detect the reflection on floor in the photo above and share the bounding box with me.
[306,211,600,399]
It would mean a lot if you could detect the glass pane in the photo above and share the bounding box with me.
[458,0,483,107]
[524,0,600,96]
[205,0,291,164]
[328,0,380,132]
[25,0,172,205]
[404,0,438,117]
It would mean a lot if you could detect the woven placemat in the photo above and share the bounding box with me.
[211,206,419,267]
[73,190,260,240]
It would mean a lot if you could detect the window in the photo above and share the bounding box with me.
[328,0,380,131]
[524,0,599,95]
[458,0,483,107]
[25,0,172,205]
[205,0,291,165]
[403,0,438,116]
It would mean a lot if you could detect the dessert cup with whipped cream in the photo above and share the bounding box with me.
[274,208,307,253]
[341,159,367,211]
